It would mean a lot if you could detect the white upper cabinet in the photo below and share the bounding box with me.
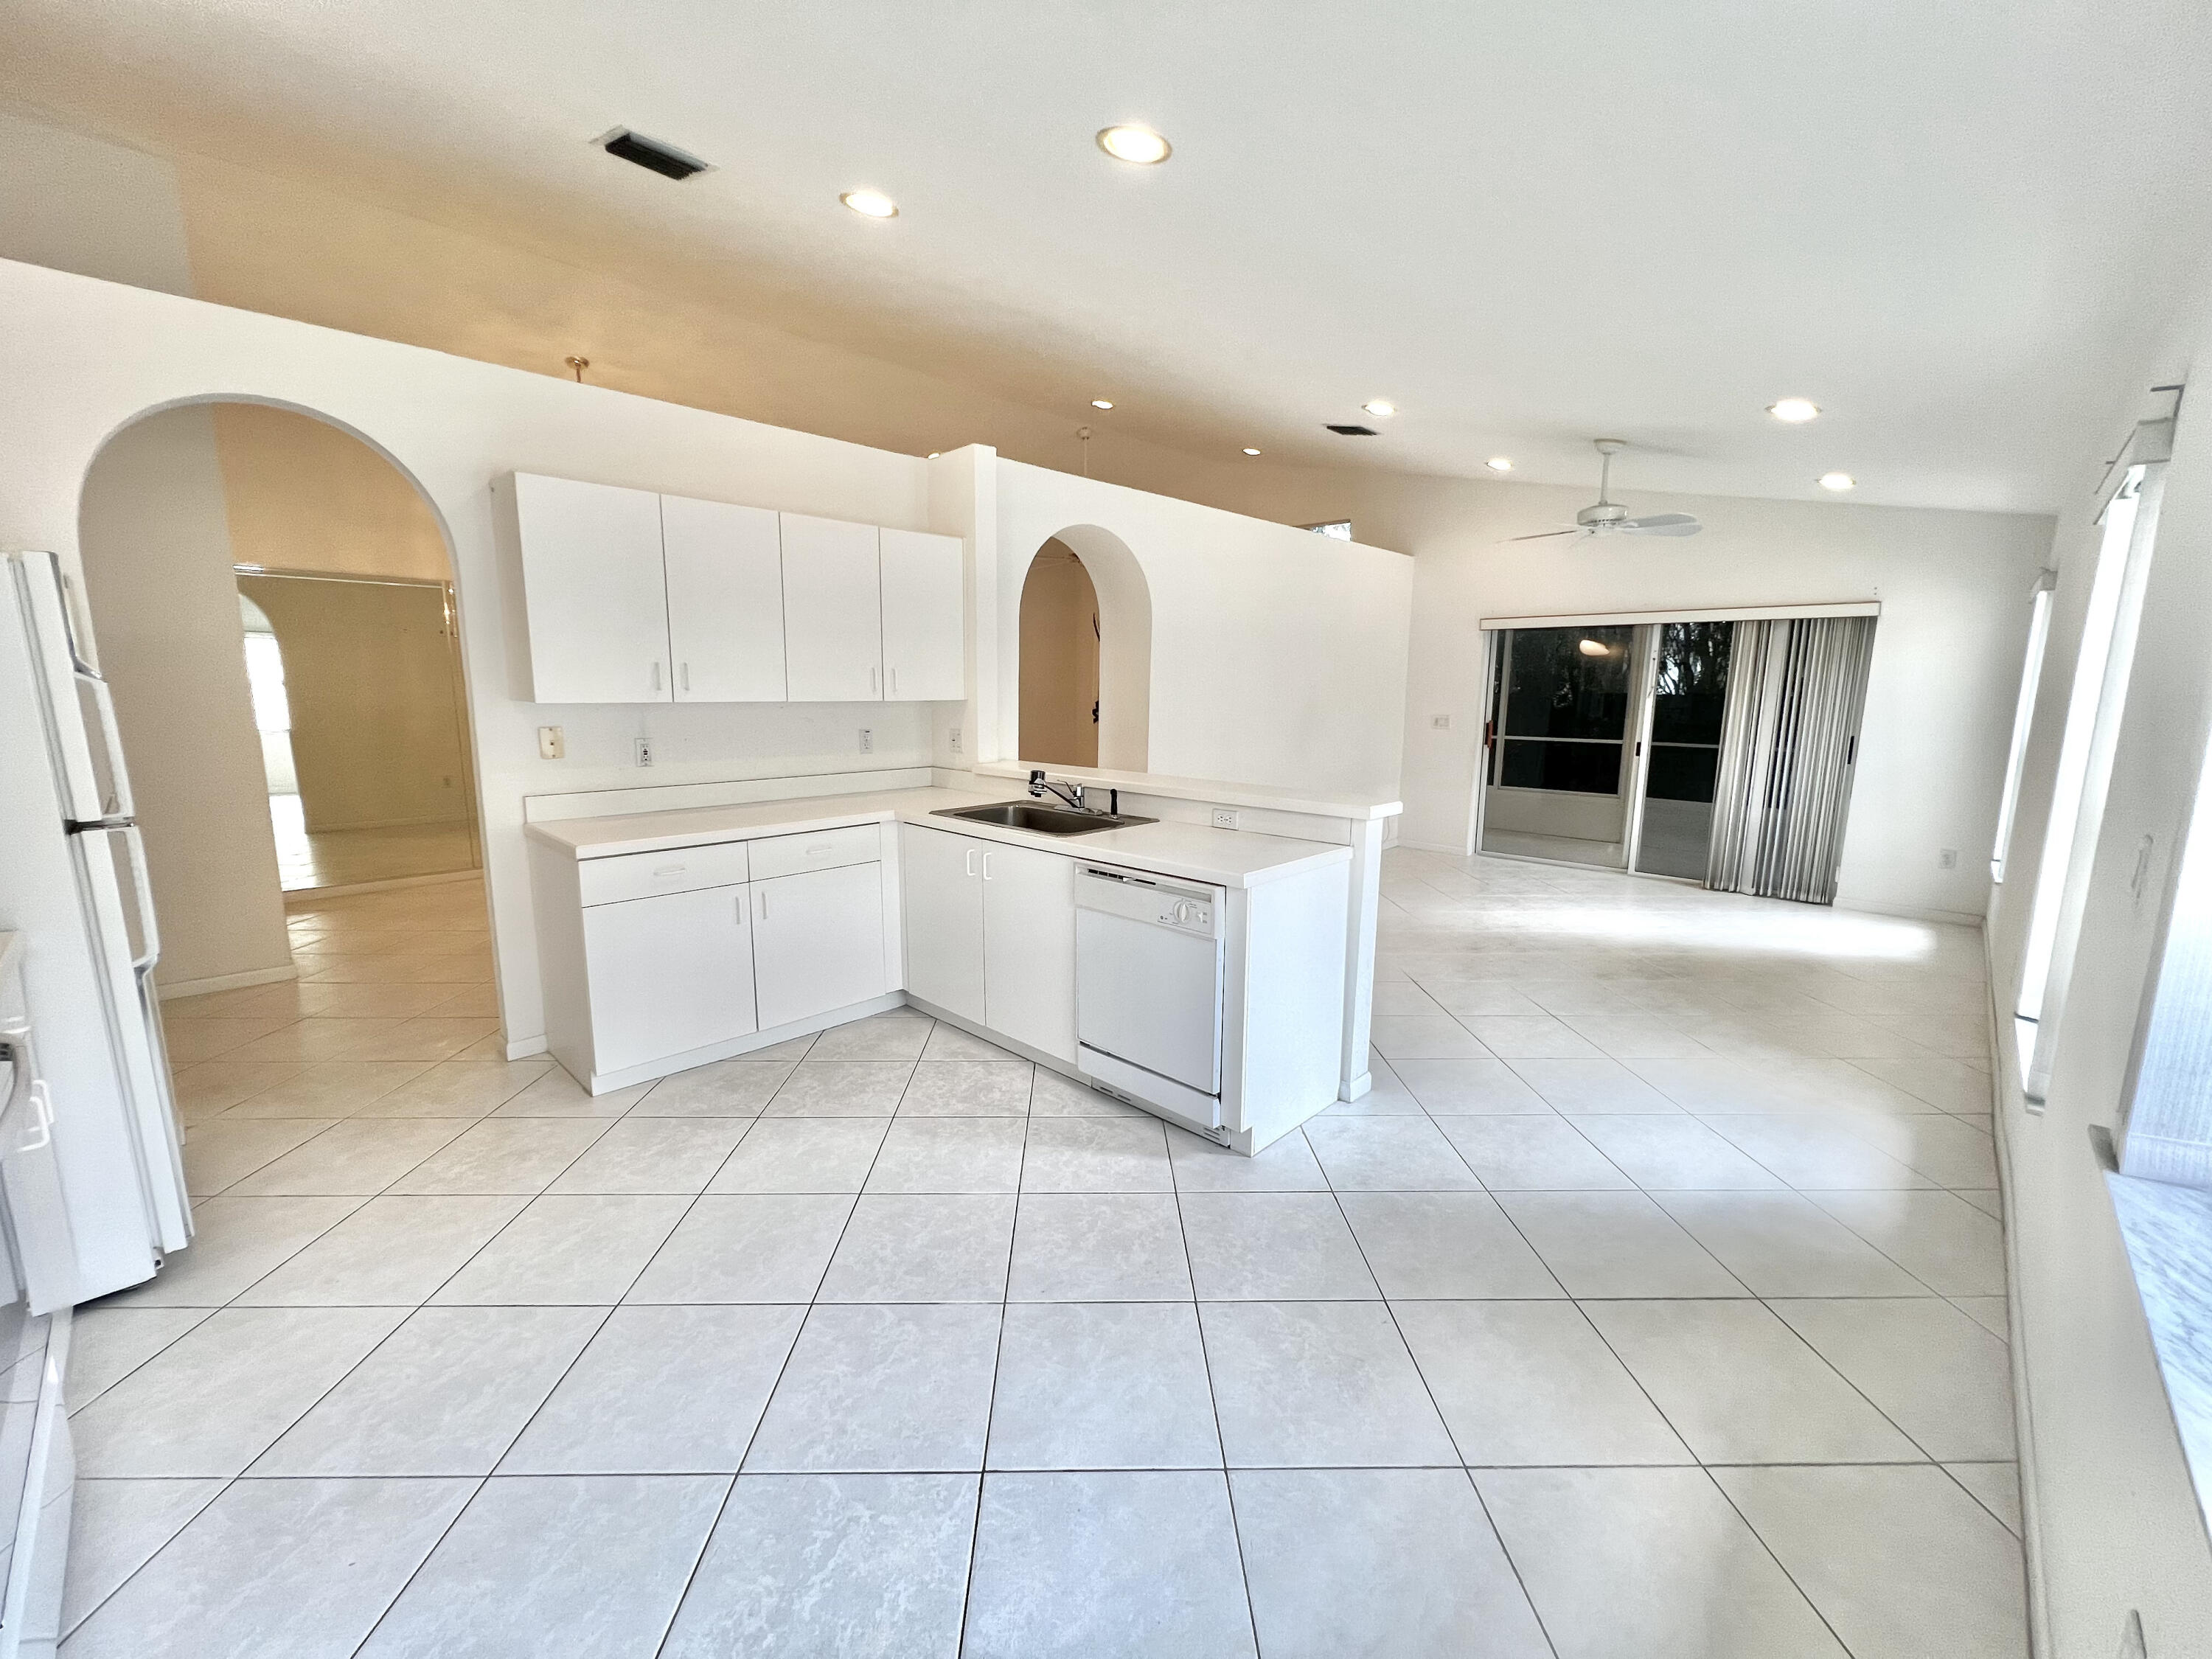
[781,513,883,702]
[660,495,787,702]
[879,528,964,702]
[512,473,672,703]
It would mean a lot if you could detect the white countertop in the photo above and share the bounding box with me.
[522,786,1352,889]
[968,761,1402,822]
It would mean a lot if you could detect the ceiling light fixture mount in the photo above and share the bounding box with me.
[1097,125,1172,164]
[1363,400,1396,418]
[1768,397,1821,423]
[1819,472,1857,492]
[1242,447,1262,456]
[1486,456,1513,473]
[1091,399,1114,409]
[840,189,899,219]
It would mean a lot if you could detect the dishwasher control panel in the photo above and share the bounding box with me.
[1076,866,1225,941]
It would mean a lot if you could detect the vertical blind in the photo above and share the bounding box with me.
[1707,615,1877,904]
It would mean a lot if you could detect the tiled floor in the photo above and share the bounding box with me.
[268,792,479,892]
[69,850,2028,1657]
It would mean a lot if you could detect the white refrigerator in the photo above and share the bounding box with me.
[0,551,192,1309]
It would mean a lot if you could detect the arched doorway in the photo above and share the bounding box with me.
[77,397,480,994]
[1018,540,1101,766]
[1015,525,1151,771]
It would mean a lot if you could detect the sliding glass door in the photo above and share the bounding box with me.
[1480,614,1871,901]
[1632,621,1733,878]
[1481,625,1638,868]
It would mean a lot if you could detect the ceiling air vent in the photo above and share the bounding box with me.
[599,129,711,181]
[1325,423,1379,437]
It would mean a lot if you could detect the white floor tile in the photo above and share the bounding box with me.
[1178,1192,1380,1299]
[987,1302,1221,1469]
[1335,1191,1562,1298]
[1495,1192,1747,1297]
[1006,1193,1193,1301]
[1199,1301,1458,1467]
[742,1304,1002,1473]
[818,1194,1015,1301]
[433,1193,689,1305]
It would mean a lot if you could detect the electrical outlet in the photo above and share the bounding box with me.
[634,737,653,768]
[1211,808,1240,831]
[1938,847,1958,870]
[1432,714,1450,729]
[859,728,874,754]
[537,726,565,759]
[949,726,961,754]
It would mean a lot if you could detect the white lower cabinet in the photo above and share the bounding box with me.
[898,824,987,1024]
[900,825,1077,1060]
[980,840,1077,1062]
[752,862,886,1030]
[582,883,757,1072]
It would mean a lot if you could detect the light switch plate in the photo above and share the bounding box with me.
[537,726,565,759]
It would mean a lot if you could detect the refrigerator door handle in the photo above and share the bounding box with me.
[81,672,135,819]
[0,1025,34,1122]
[120,824,161,971]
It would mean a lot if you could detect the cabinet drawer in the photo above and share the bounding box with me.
[747,823,881,882]
[578,841,751,906]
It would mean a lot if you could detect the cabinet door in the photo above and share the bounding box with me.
[512,473,671,703]
[780,513,883,701]
[582,884,757,1072]
[897,824,986,1024]
[752,862,887,1029]
[879,528,964,701]
[981,841,1078,1062]
[661,495,787,701]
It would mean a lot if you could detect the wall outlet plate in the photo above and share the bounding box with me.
[537,726,565,760]
[1433,714,1450,728]
[1211,808,1240,831]
[949,726,961,754]
[859,728,874,754]
[1939,847,1959,870]
[634,737,653,768]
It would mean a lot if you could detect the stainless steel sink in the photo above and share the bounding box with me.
[932,801,1156,836]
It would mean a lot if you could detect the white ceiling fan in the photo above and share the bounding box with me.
[1510,439,1701,542]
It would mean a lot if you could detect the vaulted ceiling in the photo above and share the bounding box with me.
[10,0,2212,511]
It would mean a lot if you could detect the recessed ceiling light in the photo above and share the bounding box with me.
[1097,125,1172,164]
[840,189,899,219]
[1363,400,1396,418]
[927,451,941,459]
[1819,471,1857,491]
[1242,447,1262,456]
[1486,456,1513,473]
[1091,399,1114,410]
[1768,397,1820,423]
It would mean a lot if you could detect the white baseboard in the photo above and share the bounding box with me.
[504,1034,551,1062]
[155,962,299,1001]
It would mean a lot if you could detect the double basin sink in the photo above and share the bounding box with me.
[933,800,1156,837]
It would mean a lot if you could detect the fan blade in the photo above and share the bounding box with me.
[1621,514,1700,536]
[1509,527,1581,541]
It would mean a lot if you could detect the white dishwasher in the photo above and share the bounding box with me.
[1074,863,1228,1135]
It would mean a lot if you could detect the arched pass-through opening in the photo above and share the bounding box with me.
[1018,524,1151,772]
[1018,540,1100,766]
[75,394,480,995]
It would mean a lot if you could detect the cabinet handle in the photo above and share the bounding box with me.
[651,661,663,692]
[890,667,899,696]
[756,887,768,920]
[964,848,977,878]
[982,849,992,880]
[871,666,879,695]
[681,662,690,693]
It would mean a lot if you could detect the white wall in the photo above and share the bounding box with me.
[995,462,1414,800]
[77,408,293,992]
[0,112,193,299]
[1146,465,2050,920]
[1982,303,2212,1654]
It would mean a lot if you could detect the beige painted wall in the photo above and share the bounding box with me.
[240,575,471,832]
[214,403,449,580]
[1016,541,1099,767]
[77,406,293,992]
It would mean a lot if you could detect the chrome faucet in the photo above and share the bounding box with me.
[1029,769,1106,815]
